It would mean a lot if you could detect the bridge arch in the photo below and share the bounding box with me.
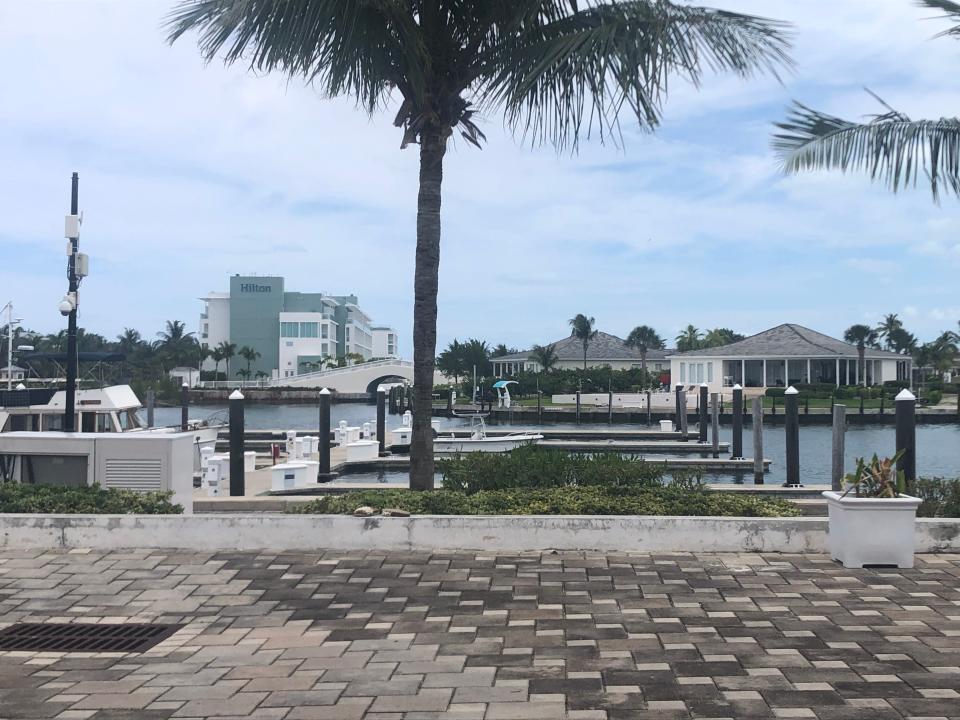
[365,375,409,394]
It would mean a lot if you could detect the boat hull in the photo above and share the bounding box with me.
[433,435,542,455]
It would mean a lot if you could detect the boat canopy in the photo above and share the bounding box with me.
[18,352,126,363]
[492,380,518,389]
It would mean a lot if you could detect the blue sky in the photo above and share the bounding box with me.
[1,0,958,357]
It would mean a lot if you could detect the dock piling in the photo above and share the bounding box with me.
[731,384,743,459]
[646,390,652,427]
[895,389,917,488]
[575,391,581,425]
[674,385,683,438]
[831,404,846,491]
[698,384,708,444]
[146,389,155,429]
[318,388,332,481]
[377,387,387,456]
[180,382,189,432]
[679,389,689,439]
[228,390,245,496]
[710,392,720,459]
[752,397,764,485]
[784,386,801,487]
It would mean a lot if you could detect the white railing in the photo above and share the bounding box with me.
[268,359,413,386]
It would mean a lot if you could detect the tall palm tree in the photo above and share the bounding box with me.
[209,346,225,378]
[116,328,144,356]
[569,315,598,370]
[529,343,559,373]
[676,325,703,353]
[888,327,918,356]
[238,345,261,375]
[156,320,194,367]
[844,324,879,386]
[167,0,792,490]
[217,341,237,379]
[625,325,665,374]
[774,0,960,202]
[875,313,904,350]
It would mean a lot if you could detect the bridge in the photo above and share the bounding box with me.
[269,359,414,394]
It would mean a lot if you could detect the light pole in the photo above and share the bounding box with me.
[62,173,82,432]
[2,302,22,391]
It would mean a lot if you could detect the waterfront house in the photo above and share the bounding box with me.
[667,323,911,394]
[492,331,670,377]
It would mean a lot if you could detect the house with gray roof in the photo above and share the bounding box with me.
[667,323,911,393]
[492,331,671,377]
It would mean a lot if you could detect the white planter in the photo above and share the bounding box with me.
[822,491,922,569]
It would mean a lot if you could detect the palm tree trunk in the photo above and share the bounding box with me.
[410,128,446,492]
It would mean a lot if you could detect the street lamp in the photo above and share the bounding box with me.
[2,302,22,391]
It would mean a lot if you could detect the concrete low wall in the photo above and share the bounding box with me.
[1,514,958,553]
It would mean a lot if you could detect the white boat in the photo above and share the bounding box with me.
[0,384,223,470]
[433,416,541,455]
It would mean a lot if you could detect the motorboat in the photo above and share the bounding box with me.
[433,416,541,455]
[0,384,223,470]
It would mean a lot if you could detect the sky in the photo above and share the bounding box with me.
[1,0,959,358]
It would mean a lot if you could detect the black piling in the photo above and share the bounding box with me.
[318,388,332,481]
[228,389,245,496]
[731,384,743,459]
[784,386,801,487]
[698,384,708,444]
[895,389,917,488]
[180,382,189,432]
[377,387,386,456]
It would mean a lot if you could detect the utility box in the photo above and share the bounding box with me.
[0,432,195,513]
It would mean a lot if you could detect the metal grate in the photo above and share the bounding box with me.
[0,623,182,653]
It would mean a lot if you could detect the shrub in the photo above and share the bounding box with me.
[0,483,183,514]
[924,390,943,406]
[288,485,800,518]
[765,388,786,397]
[437,446,665,494]
[913,478,960,518]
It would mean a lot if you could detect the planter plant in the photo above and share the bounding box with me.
[822,453,921,569]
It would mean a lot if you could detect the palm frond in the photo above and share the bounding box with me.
[165,0,428,115]
[477,0,792,149]
[917,0,960,38]
[773,100,960,201]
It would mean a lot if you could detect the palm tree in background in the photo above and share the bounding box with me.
[217,341,237,379]
[876,313,904,350]
[676,325,703,353]
[774,0,960,202]
[844,324,879,386]
[702,327,743,348]
[238,345,261,375]
[156,320,195,367]
[116,328,144,356]
[209,346,225,379]
[529,343,559,373]
[569,315,598,370]
[166,0,792,490]
[625,325,665,375]
[888,327,918,355]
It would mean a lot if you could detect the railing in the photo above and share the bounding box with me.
[268,359,412,386]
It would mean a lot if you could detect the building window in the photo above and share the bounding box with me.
[346,327,350,342]
[285,341,293,347]
[300,322,319,338]
[280,322,299,338]
[680,363,686,383]
[321,324,329,339]
[707,362,713,383]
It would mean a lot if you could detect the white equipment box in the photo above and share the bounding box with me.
[0,432,195,513]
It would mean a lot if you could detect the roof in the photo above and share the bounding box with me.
[495,331,670,363]
[669,324,906,360]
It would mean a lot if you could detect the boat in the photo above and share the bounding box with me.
[0,384,224,470]
[433,416,542,454]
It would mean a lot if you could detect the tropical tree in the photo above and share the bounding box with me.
[774,0,960,202]
[529,343,559,373]
[844,324,879,386]
[702,327,744,348]
[255,370,269,381]
[156,320,195,367]
[676,325,703,353]
[569,315,598,370]
[238,345,261,375]
[116,328,144,356]
[236,368,252,381]
[166,0,792,490]
[625,325,665,374]
[888,326,918,356]
[216,341,237,378]
[437,339,466,384]
[491,343,516,358]
[875,313,904,350]
[209,346,225,378]
[460,339,492,378]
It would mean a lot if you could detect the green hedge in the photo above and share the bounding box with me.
[438,446,664,494]
[914,478,960,518]
[288,485,800,517]
[0,484,183,514]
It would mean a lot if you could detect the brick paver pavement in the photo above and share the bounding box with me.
[1,549,959,719]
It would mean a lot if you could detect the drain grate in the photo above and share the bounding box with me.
[0,623,182,653]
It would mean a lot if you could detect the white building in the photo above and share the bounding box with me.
[168,367,201,388]
[371,326,399,359]
[668,324,912,395]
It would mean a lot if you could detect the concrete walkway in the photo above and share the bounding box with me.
[1,549,959,719]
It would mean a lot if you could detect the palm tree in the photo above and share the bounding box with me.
[774,0,960,202]
[238,345,261,375]
[702,327,743,349]
[625,325,665,375]
[217,341,237,379]
[209,346,225,379]
[236,368,252,381]
[569,315,598,370]
[116,328,143,356]
[876,313,904,350]
[167,0,792,491]
[888,327,918,356]
[844,324,879,386]
[156,320,195,367]
[676,325,703,353]
[529,343,559,373]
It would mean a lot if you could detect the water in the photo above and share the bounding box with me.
[155,404,960,486]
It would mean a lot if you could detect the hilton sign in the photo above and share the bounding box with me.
[240,283,272,293]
